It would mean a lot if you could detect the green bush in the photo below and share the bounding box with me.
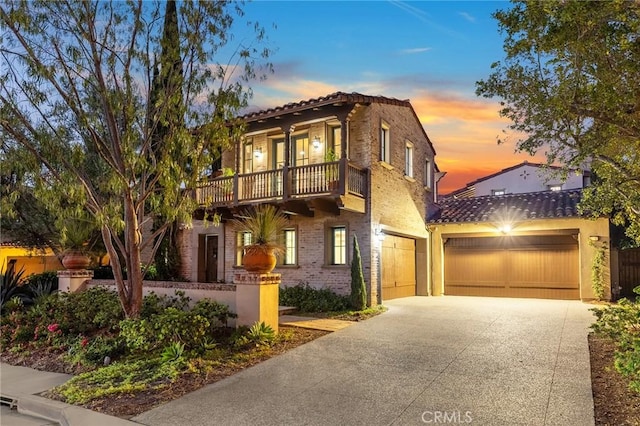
[66,335,125,366]
[1,266,28,313]
[24,271,58,300]
[279,283,350,312]
[350,235,367,310]
[591,286,640,394]
[233,321,275,347]
[141,291,191,317]
[120,307,210,353]
[190,298,237,329]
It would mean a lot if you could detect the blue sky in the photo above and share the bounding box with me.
[236,0,543,193]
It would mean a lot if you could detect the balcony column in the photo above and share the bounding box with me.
[282,128,292,201]
[339,118,349,159]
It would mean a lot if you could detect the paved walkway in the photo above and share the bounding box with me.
[134,296,596,426]
[279,315,355,331]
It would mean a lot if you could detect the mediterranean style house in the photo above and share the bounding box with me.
[179,92,442,305]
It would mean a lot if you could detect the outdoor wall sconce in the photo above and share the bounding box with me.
[374,227,386,243]
[312,136,321,150]
[253,147,263,159]
[589,235,600,241]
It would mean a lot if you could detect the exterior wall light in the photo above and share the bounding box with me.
[312,136,321,150]
[253,147,263,159]
[589,235,600,241]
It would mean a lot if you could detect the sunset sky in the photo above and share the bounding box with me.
[236,0,545,194]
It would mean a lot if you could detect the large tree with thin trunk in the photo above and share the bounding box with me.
[476,0,640,244]
[0,0,272,317]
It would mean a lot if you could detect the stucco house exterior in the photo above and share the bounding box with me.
[179,92,442,305]
[444,161,590,199]
[429,162,611,301]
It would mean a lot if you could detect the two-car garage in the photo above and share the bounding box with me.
[443,234,580,300]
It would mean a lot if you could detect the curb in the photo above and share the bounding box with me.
[14,394,139,426]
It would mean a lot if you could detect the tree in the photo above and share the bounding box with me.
[0,1,272,317]
[350,235,367,310]
[476,0,640,244]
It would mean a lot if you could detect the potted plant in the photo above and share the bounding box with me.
[233,205,288,274]
[59,216,96,270]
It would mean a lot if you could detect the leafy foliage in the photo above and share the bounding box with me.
[54,358,182,404]
[590,243,607,300]
[476,0,640,244]
[279,283,350,313]
[591,287,640,394]
[233,321,276,347]
[0,1,273,317]
[0,265,27,313]
[233,205,288,255]
[350,235,367,310]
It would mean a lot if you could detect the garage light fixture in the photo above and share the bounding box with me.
[498,224,512,234]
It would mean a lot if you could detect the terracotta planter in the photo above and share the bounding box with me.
[242,247,277,274]
[62,251,91,270]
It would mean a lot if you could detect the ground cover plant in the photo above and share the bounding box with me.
[591,287,640,394]
[0,286,326,417]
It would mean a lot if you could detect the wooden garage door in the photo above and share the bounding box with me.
[382,235,416,300]
[444,235,579,299]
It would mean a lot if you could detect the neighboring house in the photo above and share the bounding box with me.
[444,161,590,199]
[0,242,63,276]
[179,92,442,304]
[429,167,611,300]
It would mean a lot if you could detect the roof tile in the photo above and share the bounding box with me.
[428,189,583,224]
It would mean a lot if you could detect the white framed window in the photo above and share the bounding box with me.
[492,189,506,196]
[243,140,253,173]
[328,125,341,161]
[293,132,309,166]
[425,159,432,189]
[405,141,414,177]
[327,225,347,265]
[235,231,252,266]
[548,184,562,191]
[282,228,297,266]
[380,121,390,163]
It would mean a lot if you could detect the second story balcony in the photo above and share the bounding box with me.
[194,159,367,216]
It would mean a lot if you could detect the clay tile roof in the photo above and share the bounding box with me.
[428,189,583,224]
[240,91,412,122]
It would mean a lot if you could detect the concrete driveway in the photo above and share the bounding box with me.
[134,296,595,426]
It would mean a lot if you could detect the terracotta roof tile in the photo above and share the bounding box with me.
[240,91,411,122]
[428,189,583,224]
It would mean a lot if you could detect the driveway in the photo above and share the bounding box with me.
[134,296,595,426]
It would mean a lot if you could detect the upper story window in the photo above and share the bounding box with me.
[293,133,309,166]
[405,141,414,178]
[243,140,253,173]
[548,184,562,191]
[492,189,506,196]
[328,125,341,161]
[425,159,433,189]
[380,121,390,163]
[272,137,285,169]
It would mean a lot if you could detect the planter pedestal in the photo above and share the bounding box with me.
[57,269,94,293]
[234,272,280,333]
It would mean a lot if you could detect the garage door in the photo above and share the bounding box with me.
[381,235,416,300]
[444,235,579,299]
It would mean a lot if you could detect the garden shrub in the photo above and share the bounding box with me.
[190,298,237,328]
[279,282,350,312]
[0,266,28,313]
[23,271,58,302]
[350,235,367,310]
[591,286,640,394]
[119,307,210,353]
[140,291,191,317]
[233,321,275,347]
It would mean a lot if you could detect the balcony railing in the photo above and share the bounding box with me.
[195,159,366,207]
